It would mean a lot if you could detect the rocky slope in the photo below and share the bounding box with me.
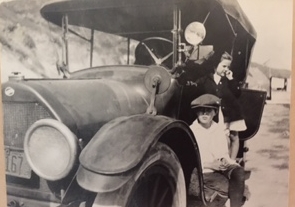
[0,0,132,82]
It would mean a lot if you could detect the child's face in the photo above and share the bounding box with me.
[215,59,231,76]
[196,107,216,126]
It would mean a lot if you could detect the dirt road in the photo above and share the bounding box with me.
[243,102,290,207]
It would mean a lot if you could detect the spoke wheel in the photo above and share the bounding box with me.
[126,143,186,207]
[91,143,186,207]
[128,166,176,207]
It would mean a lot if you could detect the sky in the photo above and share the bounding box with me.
[238,0,293,70]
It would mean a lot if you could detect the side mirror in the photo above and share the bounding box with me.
[184,22,206,46]
[144,66,171,115]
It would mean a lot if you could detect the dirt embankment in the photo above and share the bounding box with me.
[0,0,132,82]
[0,0,60,79]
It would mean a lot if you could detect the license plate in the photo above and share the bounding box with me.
[5,147,32,179]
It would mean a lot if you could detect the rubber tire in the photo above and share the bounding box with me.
[91,142,186,207]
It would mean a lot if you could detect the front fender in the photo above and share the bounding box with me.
[80,114,180,174]
[76,114,203,193]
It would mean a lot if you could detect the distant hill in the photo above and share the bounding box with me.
[0,0,131,82]
[250,62,291,79]
[0,0,56,79]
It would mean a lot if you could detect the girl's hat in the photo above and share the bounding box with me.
[191,94,221,109]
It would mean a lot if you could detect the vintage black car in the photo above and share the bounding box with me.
[3,0,266,206]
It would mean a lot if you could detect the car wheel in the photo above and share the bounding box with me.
[91,142,186,207]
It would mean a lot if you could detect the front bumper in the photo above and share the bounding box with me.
[7,194,60,207]
[7,194,88,207]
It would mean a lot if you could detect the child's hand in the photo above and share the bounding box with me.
[208,160,227,171]
[219,158,231,168]
[224,69,233,80]
[221,157,240,167]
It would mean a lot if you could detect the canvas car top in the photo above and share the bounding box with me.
[40,0,256,40]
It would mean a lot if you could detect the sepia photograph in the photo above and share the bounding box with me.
[0,0,292,207]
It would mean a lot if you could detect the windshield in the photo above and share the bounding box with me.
[65,25,139,72]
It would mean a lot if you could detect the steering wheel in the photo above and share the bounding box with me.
[134,37,173,69]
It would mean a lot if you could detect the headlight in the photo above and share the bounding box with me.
[184,21,206,46]
[24,119,78,181]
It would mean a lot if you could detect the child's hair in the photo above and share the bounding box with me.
[220,51,232,62]
[211,51,233,69]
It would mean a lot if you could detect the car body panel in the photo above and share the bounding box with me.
[238,89,267,140]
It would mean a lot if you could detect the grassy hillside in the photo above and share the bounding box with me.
[0,0,56,79]
[0,0,132,82]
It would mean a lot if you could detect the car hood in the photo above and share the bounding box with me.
[2,78,148,142]
[2,66,178,142]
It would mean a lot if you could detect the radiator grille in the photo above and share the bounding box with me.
[3,102,52,148]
